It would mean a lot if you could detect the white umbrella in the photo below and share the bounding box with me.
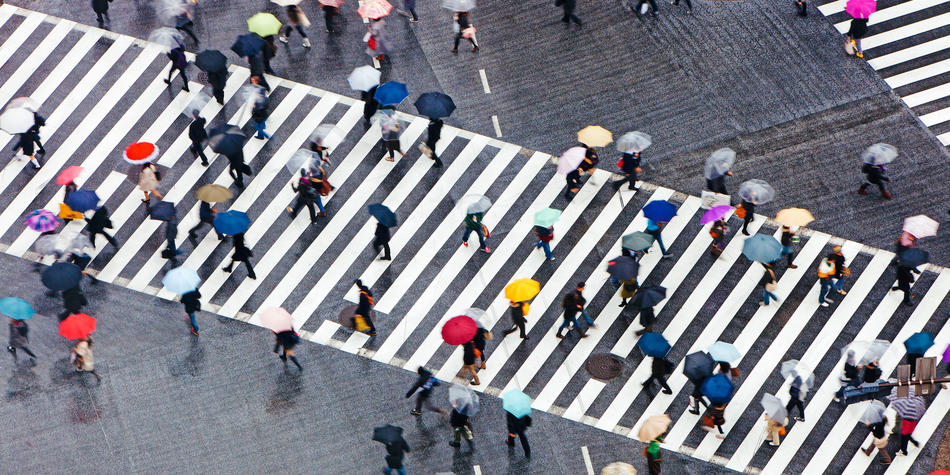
[903,215,939,239]
[616,131,652,154]
[442,0,476,11]
[737,179,775,205]
[147,27,183,51]
[286,149,318,175]
[779,360,815,389]
[180,91,212,118]
[6,97,40,112]
[463,308,490,328]
[458,194,491,214]
[271,0,304,5]
[859,400,886,425]
[35,233,91,256]
[760,393,787,422]
[448,384,480,416]
[0,107,35,134]
[861,143,898,166]
[347,65,382,92]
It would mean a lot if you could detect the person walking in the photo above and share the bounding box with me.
[424,118,444,167]
[397,0,420,22]
[795,0,807,16]
[12,127,44,170]
[845,17,870,59]
[85,206,118,248]
[27,111,46,155]
[406,366,447,415]
[534,224,555,261]
[828,245,849,295]
[163,215,184,258]
[636,0,660,17]
[834,350,861,402]
[709,218,728,257]
[906,351,925,378]
[898,403,922,455]
[181,289,201,336]
[506,411,532,460]
[367,18,392,61]
[322,3,341,33]
[760,261,779,307]
[671,0,693,14]
[703,402,728,439]
[707,170,731,194]
[618,277,638,307]
[188,201,224,245]
[273,329,303,371]
[448,404,474,449]
[59,285,88,320]
[461,211,490,252]
[765,414,786,446]
[785,376,806,422]
[208,68,227,105]
[462,340,480,385]
[862,417,892,465]
[248,56,271,92]
[611,150,640,191]
[373,220,392,261]
[188,110,209,166]
[72,337,101,382]
[472,325,490,369]
[556,0,582,27]
[817,256,835,307]
[643,356,674,395]
[738,199,755,236]
[382,434,410,475]
[279,5,312,48]
[634,304,655,336]
[780,225,798,269]
[227,150,249,188]
[173,4,199,45]
[222,232,256,279]
[381,117,404,162]
[502,300,528,339]
[450,12,479,53]
[251,92,270,140]
[892,264,919,307]
[688,379,709,414]
[287,171,320,223]
[646,436,663,474]
[646,218,673,257]
[557,282,594,339]
[858,162,891,199]
[138,163,163,203]
[7,318,37,362]
[261,35,278,75]
[91,0,111,27]
[354,279,376,336]
[164,43,190,92]
[362,85,379,128]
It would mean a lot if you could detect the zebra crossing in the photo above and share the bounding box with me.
[818,0,950,146]
[0,5,948,472]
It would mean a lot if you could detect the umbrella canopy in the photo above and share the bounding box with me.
[903,215,939,239]
[845,0,876,19]
[442,315,478,345]
[238,84,268,107]
[372,424,404,444]
[373,81,409,107]
[904,332,935,354]
[368,203,397,227]
[359,0,393,18]
[464,308,490,329]
[637,332,671,358]
[708,341,741,363]
[578,125,613,148]
[944,343,950,363]
[259,307,294,333]
[42,262,82,290]
[607,255,639,281]
[502,389,532,418]
[534,208,561,227]
[775,208,814,227]
[897,248,929,268]
[601,462,637,475]
[35,233,90,256]
[64,190,99,213]
[779,360,815,389]
[0,107,35,134]
[287,150,319,175]
[319,0,345,5]
[348,65,382,91]
[621,231,654,251]
[213,210,251,236]
[208,125,246,156]
[148,201,177,221]
[449,384,480,416]
[505,278,540,302]
[311,123,339,148]
[442,0,476,11]
[637,414,672,442]
[56,166,83,185]
[123,142,160,165]
[557,147,587,174]
[702,374,735,404]
[147,28,183,50]
[59,312,96,340]
[459,194,491,214]
[860,400,887,425]
[761,394,788,422]
[842,340,890,365]
[683,351,715,383]
[195,49,228,73]
[24,209,59,232]
[861,143,897,165]
[0,297,34,320]
[161,267,201,295]
[642,200,677,223]
[700,205,733,225]
[632,285,666,309]
[616,131,652,154]
[6,96,39,112]
[271,0,303,5]
[247,12,282,37]
[704,148,736,179]
[890,396,926,420]
[742,234,783,263]
[738,179,775,205]
[414,92,456,119]
[231,33,265,57]
[195,184,233,203]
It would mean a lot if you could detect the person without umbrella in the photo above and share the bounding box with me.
[502,300,529,339]
[85,206,119,248]
[28,110,46,155]
[164,42,191,92]
[760,261,779,307]
[817,256,835,307]
[450,12,479,53]
[780,225,798,269]
[506,411,531,460]
[279,5,312,48]
[181,289,201,336]
[643,355,674,395]
[462,340,480,385]
[382,433,410,475]
[738,198,755,236]
[785,376,807,422]
[354,280,376,336]
[273,328,303,371]
[862,416,892,465]
[406,367,447,416]
[448,403,474,449]
[611,150,640,191]
[189,201,224,245]
[892,263,919,307]
[222,232,256,279]
[373,219,392,261]
[188,110,209,166]
[12,126,43,169]
[557,282,594,339]
[828,245,848,295]
[636,0,660,17]
[555,0,582,27]
[424,118,444,167]
[7,318,37,362]
[858,161,891,199]
[462,210,490,253]
[72,337,101,382]
[362,85,379,129]
[534,224,555,261]
[91,0,111,28]
[471,325,490,370]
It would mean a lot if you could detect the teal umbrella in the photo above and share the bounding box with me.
[534,208,561,227]
[502,389,532,418]
[0,297,34,320]
[742,234,782,263]
[622,231,654,251]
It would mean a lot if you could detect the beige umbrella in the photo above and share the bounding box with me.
[601,462,637,475]
[637,414,672,442]
[774,208,814,227]
[578,125,613,147]
[195,184,233,203]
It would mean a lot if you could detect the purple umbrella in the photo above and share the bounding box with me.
[24,209,59,232]
[845,0,876,19]
[701,205,733,225]
[943,344,950,363]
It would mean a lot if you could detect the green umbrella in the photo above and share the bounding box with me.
[247,12,282,37]
[534,208,561,227]
[622,231,654,251]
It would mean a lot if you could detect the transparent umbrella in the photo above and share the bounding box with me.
[310,123,339,149]
[616,131,652,154]
[737,179,775,204]
[779,360,815,389]
[35,233,91,256]
[156,0,192,25]
[286,149,318,175]
[147,27,183,51]
[238,84,268,107]
[704,148,735,179]
[760,393,788,422]
[861,143,898,165]
[459,194,491,214]
[463,307,490,328]
[842,340,890,365]
[180,91,212,118]
[442,0,476,11]
[859,400,886,425]
[6,96,40,112]
[448,384,480,416]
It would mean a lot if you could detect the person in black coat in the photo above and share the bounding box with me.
[174,7,199,45]
[795,0,807,16]
[247,56,271,92]
[188,111,209,166]
[227,150,249,188]
[91,0,111,26]
[634,305,655,336]
[59,285,88,320]
[85,206,118,248]
[449,406,474,448]
[322,4,341,33]
[250,79,271,140]
[287,172,320,223]
[181,289,201,336]
[556,0,582,27]
[222,232,256,279]
[611,151,640,191]
[706,171,731,194]
[382,436,410,475]
[643,356,674,395]
[374,221,392,260]
[354,279,376,335]
[858,163,890,199]
[164,216,183,258]
[892,264,919,306]
[28,112,46,154]
[506,412,531,459]
[739,199,755,236]
[405,366,446,415]
[188,201,223,245]
[207,69,227,105]
[261,35,277,75]
[13,129,43,169]
[164,44,190,92]
[362,85,380,129]
[862,361,882,383]
[274,329,302,370]
[502,301,528,339]
[846,17,869,58]
[425,118,444,167]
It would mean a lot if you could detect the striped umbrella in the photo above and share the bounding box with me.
[890,396,926,420]
[24,209,59,232]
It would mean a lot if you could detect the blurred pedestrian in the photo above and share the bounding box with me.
[862,417,892,465]
[906,351,924,378]
[834,350,860,402]
[163,216,184,258]
[780,225,798,269]
[406,366,447,416]
[72,337,101,382]
[502,300,529,339]
[646,436,663,474]
[381,118,404,162]
[322,3,341,33]
[279,5,311,48]
[188,201,224,245]
[354,279,376,336]
[59,285,88,320]
[892,264,919,307]
[738,199,754,236]
[7,318,37,362]
[222,232,256,279]
[578,145,598,184]
[707,170,731,194]
[462,340,480,385]
[164,43,190,92]
[765,414,786,446]
[362,85,379,128]
[424,118,444,167]
[556,0,582,27]
[188,110,209,166]
[91,0,111,27]
[261,35,277,74]
[636,0,660,17]
[138,162,163,203]
[12,128,43,169]
[227,150,249,188]
[557,282,593,339]
[899,412,920,456]
[760,261,779,307]
[862,361,882,384]
[828,245,848,295]
[703,402,727,438]
[709,218,727,257]
[397,0,420,22]
[28,111,46,154]
[382,433,410,475]
[506,411,532,459]
[461,210,489,252]
[181,289,201,336]
[618,277,638,307]
[450,12,478,53]
[643,356,674,395]
[208,68,227,105]
[611,150,640,191]
[534,224,555,260]
[448,405,474,449]
[273,329,303,371]
[845,17,869,59]
[672,0,693,14]
[634,304,655,336]
[367,18,392,61]
[785,376,806,422]
[858,162,890,199]
[795,0,807,16]
[173,3,199,45]
[248,55,271,92]
[250,86,270,140]
[817,256,835,307]
[374,220,392,261]
[688,381,709,414]
[472,325,490,369]
[646,218,673,257]
[85,206,118,248]
[287,170,321,223]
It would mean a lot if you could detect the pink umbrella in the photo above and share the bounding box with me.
[318,0,344,5]
[557,146,586,174]
[943,344,950,363]
[259,307,294,332]
[123,142,159,165]
[845,0,876,19]
[24,209,59,232]
[56,166,83,186]
[357,0,392,19]
[903,215,939,239]
[701,205,733,225]
[442,315,477,345]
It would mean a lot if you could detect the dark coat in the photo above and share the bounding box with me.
[759,265,777,287]
[189,117,208,143]
[275,329,298,350]
[13,130,41,156]
[848,18,869,39]
[251,101,269,121]
[651,357,673,377]
[828,252,845,278]
[375,222,391,243]
[706,175,727,193]
[362,85,379,119]
[92,0,110,14]
[85,206,113,233]
[405,368,438,398]
[509,303,527,324]
[356,285,373,317]
[198,202,215,223]
[640,306,656,326]
[506,412,531,433]
[165,217,179,241]
[8,321,28,348]
[896,265,916,287]
[450,408,469,428]
[207,70,227,90]
[248,54,266,77]
[621,152,640,174]
[168,47,188,70]
[862,164,888,184]
[562,289,586,315]
[182,290,202,314]
[740,200,755,218]
[427,119,443,142]
[227,151,246,168]
[62,286,87,313]
[781,230,794,246]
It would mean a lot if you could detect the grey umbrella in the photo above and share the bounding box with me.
[704,148,735,179]
[861,143,898,165]
[761,393,788,422]
[616,131,652,154]
[449,384,480,416]
[737,179,775,205]
[780,360,815,389]
[459,194,491,214]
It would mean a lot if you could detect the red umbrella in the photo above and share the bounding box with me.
[442,315,477,345]
[56,166,83,185]
[123,142,159,165]
[59,313,96,340]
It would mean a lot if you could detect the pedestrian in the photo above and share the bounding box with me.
[760,261,779,307]
[461,211,490,252]
[7,318,37,362]
[227,150,250,188]
[688,380,709,414]
[785,376,806,422]
[222,232,257,279]
[188,110,209,166]
[555,0,582,27]
[709,218,727,257]
[382,434,410,475]
[863,360,882,384]
[719,361,740,381]
[794,0,807,16]
[618,277,638,307]
[828,245,849,295]
[895,232,915,255]
[502,300,529,339]
[287,170,322,223]
[861,417,892,465]
[646,218,673,257]
[173,3,199,45]
[642,356,674,395]
[834,350,860,402]
[208,68,227,105]
[672,0,693,14]
[353,279,376,336]
[845,16,869,59]
[163,216,184,258]
[634,304,655,336]
[557,282,594,339]
[91,0,111,27]
[635,0,660,17]
[472,325,490,369]
[279,5,311,48]
[858,162,890,198]
[406,366,447,416]
[506,411,532,459]
[702,402,727,439]
[892,264,919,307]
[817,256,835,307]
[362,85,379,128]
[59,285,88,320]
[578,145,599,185]
[367,18,392,61]
[164,43,190,92]
[273,329,303,371]
[261,35,277,75]
[611,150,640,191]
[188,201,224,245]
[381,117,404,162]
[462,340,480,385]
[780,225,798,269]
[448,405,474,449]
[307,166,329,217]
[450,12,479,53]
[533,224,555,260]
[181,289,200,336]
[309,137,331,164]
[899,409,921,455]
[565,166,582,200]
[738,199,755,236]
[85,206,118,248]
[764,414,786,446]
[397,0,420,22]
[645,436,663,474]
[72,336,101,382]
[322,3,341,33]
[423,118,444,167]
[248,55,271,92]
[12,128,43,169]
[251,88,270,140]
[373,220,392,261]
[138,163,163,203]
[27,111,46,154]
[67,249,96,285]
[707,170,731,194]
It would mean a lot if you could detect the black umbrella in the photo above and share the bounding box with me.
[195,49,228,73]
[897,248,928,268]
[41,262,82,290]
[372,424,403,444]
[607,255,638,281]
[632,285,667,309]
[231,33,265,57]
[683,351,716,383]
[208,125,246,156]
[148,201,177,221]
[414,92,456,119]
[368,203,397,227]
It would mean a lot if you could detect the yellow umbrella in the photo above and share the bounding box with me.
[195,184,233,203]
[578,125,613,148]
[505,278,540,302]
[637,414,671,442]
[774,208,814,227]
[247,12,282,37]
[601,462,637,475]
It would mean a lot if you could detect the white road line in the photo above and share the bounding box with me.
[832,0,949,33]
[491,115,502,137]
[582,446,595,475]
[312,319,341,345]
[817,0,847,16]
[901,81,950,108]
[473,465,482,475]
[869,36,950,71]
[860,12,950,51]
[938,129,950,145]
[0,19,73,110]
[0,12,45,73]
[563,379,606,422]
[479,69,491,94]
[885,57,950,89]
[0,5,16,28]
[341,331,371,354]
[920,106,950,127]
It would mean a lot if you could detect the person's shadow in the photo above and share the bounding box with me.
[265,370,303,414]
[168,337,205,378]
[6,363,39,401]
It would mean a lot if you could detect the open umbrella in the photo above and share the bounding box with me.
[414,92,456,119]
[148,201,177,221]
[195,49,228,73]
[286,150,319,175]
[442,315,477,345]
[35,233,90,256]
[311,124,339,149]
[271,0,304,5]
[0,297,34,320]
[642,200,677,223]
[319,0,345,5]
[742,234,783,263]
[213,210,251,236]
[56,166,83,186]
[247,12,282,37]
[348,65,382,92]
[231,33,265,57]
[708,341,740,363]
[208,125,246,156]
[774,208,814,227]
[0,107,34,134]
[607,255,638,281]
[944,344,950,363]
[359,0,393,18]
[162,267,201,295]
[259,307,294,332]
[601,462,637,475]
[632,285,666,309]
[891,396,926,420]
[842,340,890,365]
[147,28,183,50]
[195,184,233,203]
[761,394,788,422]
[238,84,268,107]
[59,312,96,340]
[683,351,715,382]
[903,215,939,239]
[534,208,561,227]
[6,96,40,112]
[738,179,775,205]
[637,414,672,442]
[845,0,876,19]
[368,203,397,227]
[621,231,654,251]
[502,389,531,418]
[557,147,587,174]
[616,131,652,154]
[904,332,935,354]
[24,209,59,232]
[577,126,612,148]
[374,81,409,106]
[449,384,480,416]
[42,262,82,290]
[637,332,671,358]
[702,374,735,404]
[442,0,476,11]
[700,205,733,225]
[372,424,404,444]
[459,194,491,214]
[704,148,735,179]
[505,278,540,302]
[780,360,815,389]
[897,248,929,268]
[123,142,159,165]
[464,308,490,329]
[64,190,99,213]
[861,143,897,165]
[860,400,887,425]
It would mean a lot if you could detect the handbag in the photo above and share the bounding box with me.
[367,36,378,50]
[734,205,747,219]
[844,38,855,55]
[354,315,370,331]
[765,282,777,292]
[298,11,311,27]
[418,142,433,158]
[702,415,715,427]
[778,426,786,436]
[461,26,476,39]
[481,224,490,238]
[319,179,332,196]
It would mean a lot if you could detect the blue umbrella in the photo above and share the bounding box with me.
[0,297,34,320]
[642,200,677,223]
[213,210,251,236]
[231,33,265,57]
[373,81,409,107]
[742,234,783,263]
[414,92,456,118]
[41,262,82,290]
[897,248,928,268]
[708,341,741,363]
[64,190,99,212]
[368,203,397,227]
[701,374,735,404]
[148,201,177,221]
[502,389,532,418]
[162,267,201,295]
[904,332,935,355]
[637,332,671,358]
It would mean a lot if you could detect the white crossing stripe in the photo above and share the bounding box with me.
[0,12,45,74]
[919,106,950,127]
[869,36,950,71]
[860,12,950,51]
[0,19,74,111]
[832,0,949,33]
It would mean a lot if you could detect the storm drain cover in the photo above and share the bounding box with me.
[586,353,623,380]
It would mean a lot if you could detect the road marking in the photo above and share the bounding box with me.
[0,11,46,73]
[479,69,491,94]
[582,446,594,475]
[0,19,73,111]
[868,35,950,71]
[491,115,502,137]
[473,466,482,475]
[832,0,948,33]
[901,81,950,109]
[860,12,950,51]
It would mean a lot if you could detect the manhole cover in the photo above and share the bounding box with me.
[336,304,376,331]
[586,353,623,380]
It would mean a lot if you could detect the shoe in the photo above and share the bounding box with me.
[794,417,804,422]
[856,51,864,58]
[900,450,908,456]
[857,187,868,195]
[317,212,327,217]
[880,460,891,466]
[715,433,726,440]
[222,267,232,273]
[191,328,199,336]
[891,286,899,291]
[556,333,564,339]
[279,36,288,44]
[482,247,491,253]
[380,256,391,261]
[824,298,833,304]
[788,264,798,269]
[31,160,41,169]
[862,447,872,456]
[634,329,646,336]
[905,300,914,307]
[470,379,479,385]
[770,442,780,446]
[662,252,673,258]
[760,302,767,307]
[837,289,847,295]
[410,18,419,23]
[183,86,190,92]
[689,409,700,415]
[163,79,171,85]
[188,234,198,246]
[462,241,468,247]
[742,230,750,236]
[881,190,892,199]
[367,331,377,336]
[548,256,556,261]
[449,441,461,448]
[821,302,829,307]
[248,273,257,280]
[472,46,479,52]
[662,389,673,394]
[410,410,422,416]
[302,38,312,48]
[201,161,208,166]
